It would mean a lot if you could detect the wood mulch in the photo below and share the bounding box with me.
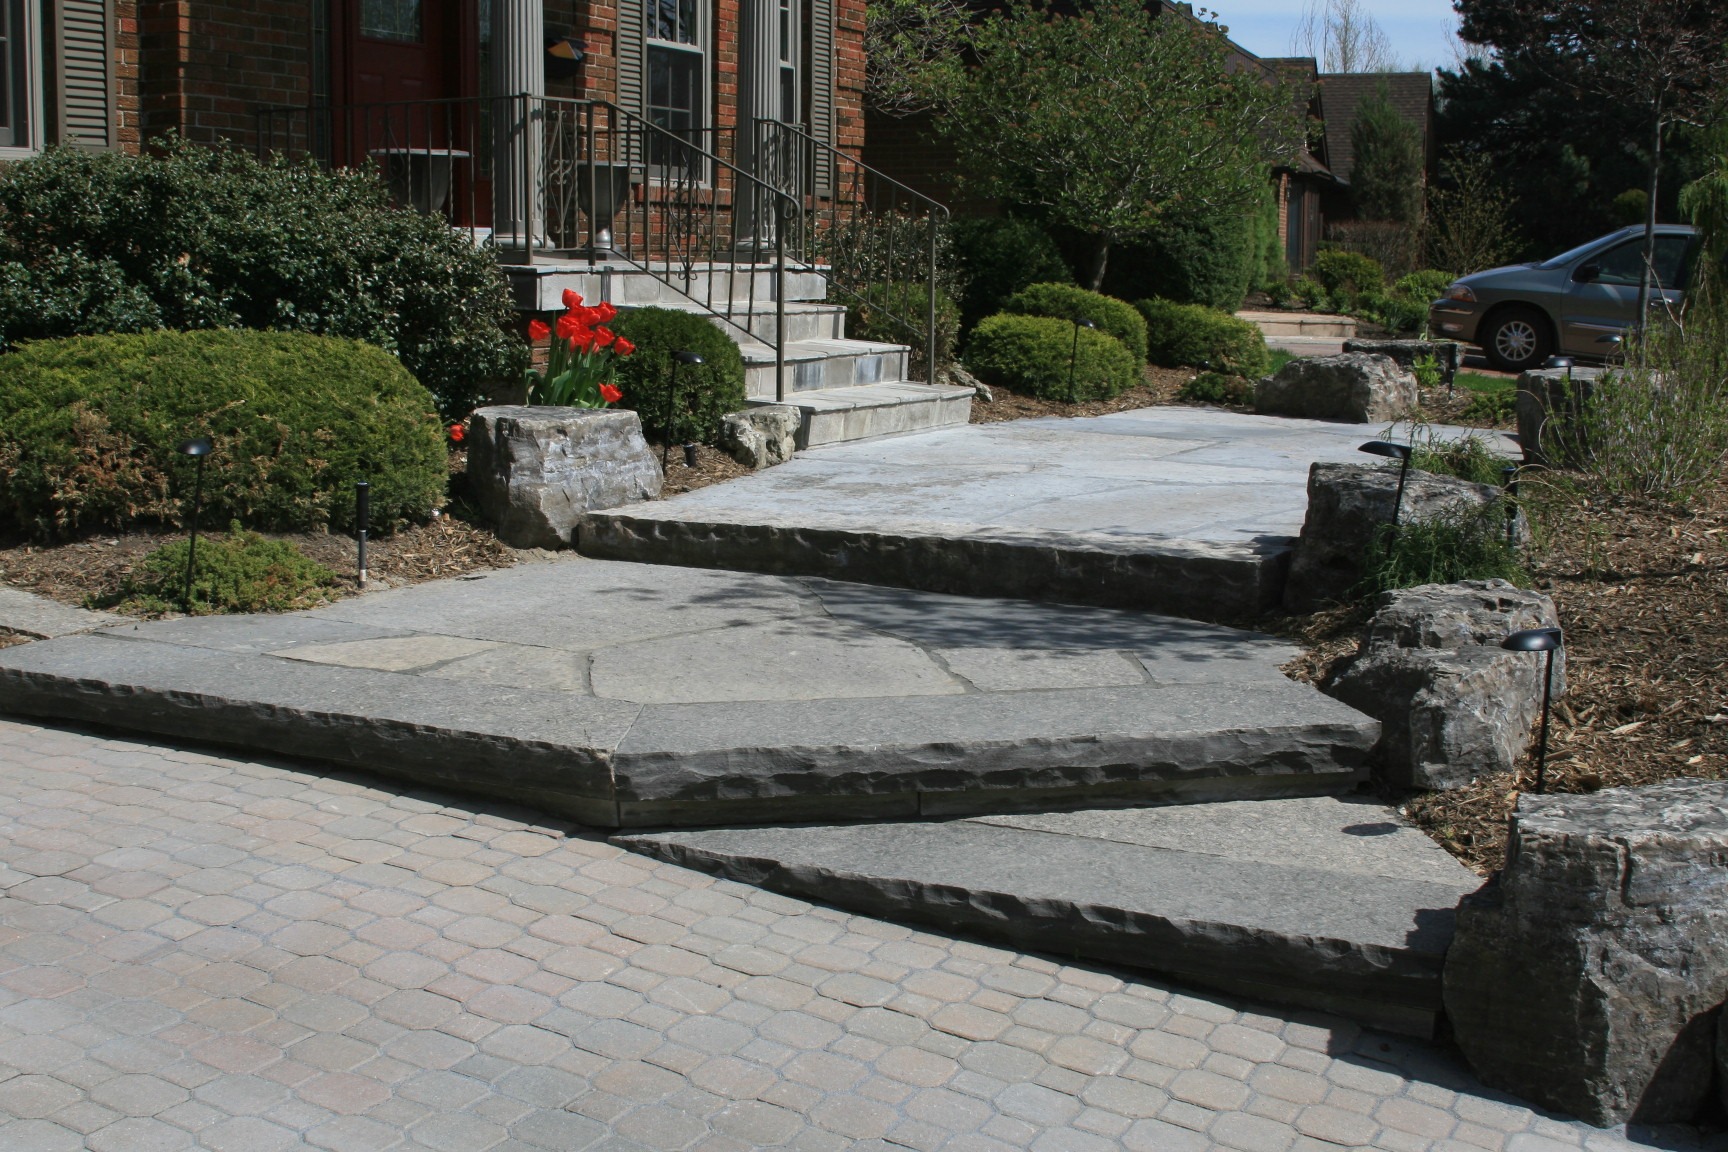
[1277,480,1728,877]
[969,366,1193,422]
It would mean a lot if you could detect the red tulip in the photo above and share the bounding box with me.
[614,337,636,356]
[593,326,616,348]
[449,423,466,443]
[562,288,584,308]
[527,319,550,342]
[599,383,623,404]
[556,312,588,341]
[595,302,618,323]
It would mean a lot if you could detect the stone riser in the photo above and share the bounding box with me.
[578,516,1292,623]
[787,386,974,448]
[744,347,910,397]
[505,262,830,313]
[701,305,846,344]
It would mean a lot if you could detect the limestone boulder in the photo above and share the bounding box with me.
[1324,580,1563,790]
[1444,780,1728,1126]
[1255,353,1419,423]
[719,406,800,470]
[1283,462,1517,612]
[1341,339,1461,381]
[468,406,662,549]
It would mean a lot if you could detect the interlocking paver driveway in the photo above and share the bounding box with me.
[0,718,1684,1151]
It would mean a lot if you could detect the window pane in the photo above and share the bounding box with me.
[362,0,422,43]
[0,0,16,147]
[678,0,698,44]
[648,45,702,167]
[1595,237,1694,289]
[1594,242,1647,287]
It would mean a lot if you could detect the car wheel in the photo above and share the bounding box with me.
[1482,306,1553,373]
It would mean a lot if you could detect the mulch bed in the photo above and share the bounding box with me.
[1274,481,1728,877]
[969,366,1193,422]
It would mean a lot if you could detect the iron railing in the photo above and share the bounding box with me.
[255,98,949,392]
[755,118,949,381]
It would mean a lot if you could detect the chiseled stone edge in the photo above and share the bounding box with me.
[578,514,1292,623]
[618,828,1455,1036]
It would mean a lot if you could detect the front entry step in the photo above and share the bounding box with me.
[739,337,912,398]
[1236,310,1359,340]
[617,796,1483,1038]
[761,382,975,448]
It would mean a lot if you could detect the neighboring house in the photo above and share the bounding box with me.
[1313,69,1436,230]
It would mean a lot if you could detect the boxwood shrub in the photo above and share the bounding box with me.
[963,314,1138,401]
[950,216,1073,332]
[0,330,447,539]
[1136,298,1272,380]
[1000,282,1149,363]
[610,307,748,444]
[0,142,525,416]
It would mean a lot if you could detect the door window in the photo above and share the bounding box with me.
[362,0,423,42]
[1589,236,1692,289]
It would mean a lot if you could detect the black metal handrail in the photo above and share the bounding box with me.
[255,97,798,399]
[754,118,950,382]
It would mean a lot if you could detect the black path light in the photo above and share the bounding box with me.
[355,480,371,586]
[665,350,704,471]
[1068,318,1097,404]
[1502,626,1564,794]
[177,437,213,610]
[1358,440,1414,526]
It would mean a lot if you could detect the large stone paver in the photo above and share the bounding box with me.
[0,719,1701,1150]
[0,560,1376,827]
[579,409,1514,619]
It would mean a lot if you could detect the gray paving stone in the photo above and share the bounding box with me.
[0,586,127,640]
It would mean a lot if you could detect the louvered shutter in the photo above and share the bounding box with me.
[807,0,834,194]
[59,0,115,150]
[615,0,645,120]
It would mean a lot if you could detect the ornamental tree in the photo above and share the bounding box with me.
[940,0,1300,289]
[1350,81,1425,226]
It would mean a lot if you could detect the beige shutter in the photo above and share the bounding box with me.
[616,0,646,119]
[59,0,115,150]
[807,0,834,194]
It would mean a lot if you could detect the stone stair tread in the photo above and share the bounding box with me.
[737,336,911,363]
[617,797,1482,1035]
[772,382,974,410]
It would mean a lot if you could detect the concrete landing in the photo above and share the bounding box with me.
[581,408,1509,621]
[619,795,1483,1037]
[0,559,1375,827]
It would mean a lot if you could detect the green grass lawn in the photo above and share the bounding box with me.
[1269,349,1297,375]
[1457,371,1513,394]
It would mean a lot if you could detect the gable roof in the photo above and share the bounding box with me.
[1318,72,1433,184]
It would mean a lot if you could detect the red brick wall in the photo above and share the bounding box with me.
[112,0,143,152]
[139,0,312,149]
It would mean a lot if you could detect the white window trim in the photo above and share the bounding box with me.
[0,0,44,158]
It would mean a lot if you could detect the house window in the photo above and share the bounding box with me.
[647,0,703,163]
[0,0,32,149]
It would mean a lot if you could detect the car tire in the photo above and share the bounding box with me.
[1482,306,1554,373]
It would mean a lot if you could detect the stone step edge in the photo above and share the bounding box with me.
[615,827,1452,1037]
[577,515,1294,623]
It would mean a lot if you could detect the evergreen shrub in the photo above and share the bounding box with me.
[1312,250,1386,302]
[0,330,447,539]
[963,314,1138,401]
[1135,298,1271,379]
[0,142,525,415]
[950,216,1073,331]
[1000,282,1148,362]
[609,308,748,445]
[106,524,339,616]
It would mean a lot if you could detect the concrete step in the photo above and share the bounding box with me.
[764,382,974,448]
[617,796,1483,1037]
[0,561,1376,831]
[739,338,912,399]
[625,298,848,344]
[1237,310,1359,340]
[503,260,831,313]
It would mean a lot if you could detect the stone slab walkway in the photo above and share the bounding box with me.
[621,798,1482,1037]
[0,718,1707,1151]
[0,559,1376,829]
[579,408,1514,620]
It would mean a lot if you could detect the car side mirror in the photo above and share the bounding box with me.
[1573,263,1600,284]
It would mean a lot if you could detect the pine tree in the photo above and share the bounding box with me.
[1349,82,1424,225]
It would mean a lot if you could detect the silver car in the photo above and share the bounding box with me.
[1427,225,1700,372]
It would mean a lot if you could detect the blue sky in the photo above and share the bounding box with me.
[1215,0,1463,73]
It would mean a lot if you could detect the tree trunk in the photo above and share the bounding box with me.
[1636,114,1663,334]
[1084,234,1112,291]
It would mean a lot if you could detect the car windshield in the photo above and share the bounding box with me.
[1537,235,1622,269]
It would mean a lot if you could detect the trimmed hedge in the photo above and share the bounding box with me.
[609,307,748,445]
[0,142,525,416]
[1000,282,1148,363]
[963,313,1139,401]
[1102,209,1254,311]
[1312,249,1386,301]
[0,330,447,539]
[1136,298,1272,379]
[950,216,1073,332]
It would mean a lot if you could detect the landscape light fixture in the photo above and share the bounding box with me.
[1501,626,1564,794]
[664,350,704,471]
[1358,440,1414,526]
[177,437,213,610]
[1068,318,1096,404]
[355,481,371,586]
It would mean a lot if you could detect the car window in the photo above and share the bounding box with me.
[1588,236,1691,289]
[1540,236,1618,269]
